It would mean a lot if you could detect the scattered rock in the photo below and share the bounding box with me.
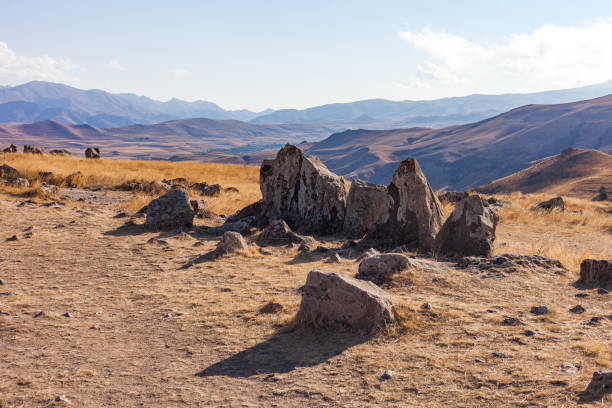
[147,180,171,194]
[532,196,564,212]
[144,189,195,230]
[421,302,432,310]
[296,270,396,331]
[224,187,239,193]
[380,370,394,381]
[259,247,273,255]
[55,394,71,404]
[34,311,45,318]
[23,145,44,154]
[356,248,380,262]
[296,236,319,253]
[192,182,221,197]
[569,305,585,314]
[85,147,100,159]
[580,371,612,402]
[502,317,526,326]
[362,158,444,251]
[216,231,248,254]
[561,362,578,374]
[6,235,18,242]
[437,191,469,203]
[486,197,507,209]
[575,293,589,298]
[0,163,21,178]
[324,253,342,263]
[343,179,388,237]
[458,254,567,276]
[580,259,612,285]
[435,195,499,257]
[530,306,549,315]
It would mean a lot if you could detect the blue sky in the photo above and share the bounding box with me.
[2,0,612,110]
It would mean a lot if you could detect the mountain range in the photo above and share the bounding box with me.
[3,80,612,129]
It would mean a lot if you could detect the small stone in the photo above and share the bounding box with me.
[0,279,3,285]
[432,277,446,283]
[192,241,205,247]
[530,306,548,315]
[570,305,585,314]
[492,352,511,359]
[487,309,497,313]
[23,231,34,239]
[34,311,45,318]
[259,302,284,314]
[62,312,72,318]
[54,224,66,229]
[55,394,71,404]
[164,313,172,318]
[324,253,342,263]
[24,225,34,232]
[502,317,526,326]
[598,288,610,295]
[259,247,273,255]
[561,362,578,374]
[380,370,394,381]
[114,212,129,218]
[575,293,589,298]
[474,358,485,363]
[588,316,603,325]
[6,235,18,242]
[524,330,535,337]
[421,302,432,310]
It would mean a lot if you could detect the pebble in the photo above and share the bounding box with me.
[598,288,610,295]
[492,352,511,359]
[530,306,548,315]
[55,394,71,404]
[575,293,589,298]
[431,277,446,283]
[380,370,394,381]
[561,362,578,373]
[524,330,535,337]
[421,302,432,310]
[34,311,45,318]
[502,317,526,326]
[6,235,18,242]
[0,279,3,285]
[569,305,585,314]
[62,312,72,318]
[588,316,603,325]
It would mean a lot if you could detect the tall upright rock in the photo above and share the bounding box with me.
[362,158,444,251]
[343,179,388,237]
[259,144,348,234]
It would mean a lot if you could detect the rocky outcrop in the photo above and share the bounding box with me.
[0,164,21,179]
[435,195,499,257]
[580,259,612,284]
[532,196,564,212]
[580,371,612,402]
[23,145,44,154]
[216,231,248,254]
[85,147,100,159]
[362,158,444,251]
[144,188,195,230]
[2,144,17,153]
[296,270,396,331]
[343,179,388,237]
[259,144,349,234]
[49,149,71,156]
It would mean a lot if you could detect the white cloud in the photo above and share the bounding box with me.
[109,59,124,71]
[398,22,612,98]
[171,68,188,80]
[0,41,80,82]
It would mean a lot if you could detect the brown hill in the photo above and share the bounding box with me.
[478,148,612,198]
[306,95,612,189]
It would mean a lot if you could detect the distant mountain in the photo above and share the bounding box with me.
[251,80,612,129]
[305,95,612,190]
[0,81,269,127]
[478,148,612,199]
[0,118,333,160]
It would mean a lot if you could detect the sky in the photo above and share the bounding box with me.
[2,0,612,111]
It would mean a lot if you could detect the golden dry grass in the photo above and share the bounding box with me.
[0,155,611,407]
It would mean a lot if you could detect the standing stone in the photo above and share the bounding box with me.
[362,158,444,251]
[343,179,388,237]
[145,188,194,230]
[85,147,101,159]
[296,270,396,331]
[580,259,612,284]
[580,371,612,402]
[435,195,499,257]
[259,144,348,234]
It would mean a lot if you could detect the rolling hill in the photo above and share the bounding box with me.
[305,95,612,190]
[478,148,612,198]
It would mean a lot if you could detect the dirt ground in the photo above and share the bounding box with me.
[0,188,611,407]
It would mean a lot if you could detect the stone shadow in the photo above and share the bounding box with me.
[196,327,370,378]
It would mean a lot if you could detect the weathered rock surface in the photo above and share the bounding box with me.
[259,145,349,234]
[580,259,612,284]
[216,231,248,254]
[0,164,21,179]
[580,371,612,402]
[296,270,396,331]
[362,158,444,251]
[458,254,567,277]
[343,179,388,237]
[85,147,100,159]
[145,189,194,230]
[532,196,564,212]
[435,195,499,257]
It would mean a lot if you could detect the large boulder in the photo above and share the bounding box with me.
[259,144,349,234]
[343,179,388,237]
[362,158,444,251]
[580,371,612,402]
[216,231,248,254]
[435,195,499,257]
[296,270,396,331]
[257,219,306,245]
[532,196,564,212]
[85,147,100,159]
[580,259,612,284]
[0,164,21,179]
[144,188,195,230]
[356,253,411,284]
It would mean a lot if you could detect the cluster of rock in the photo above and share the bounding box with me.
[1,144,98,158]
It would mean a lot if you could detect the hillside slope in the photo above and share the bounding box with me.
[478,148,612,198]
[306,95,612,190]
